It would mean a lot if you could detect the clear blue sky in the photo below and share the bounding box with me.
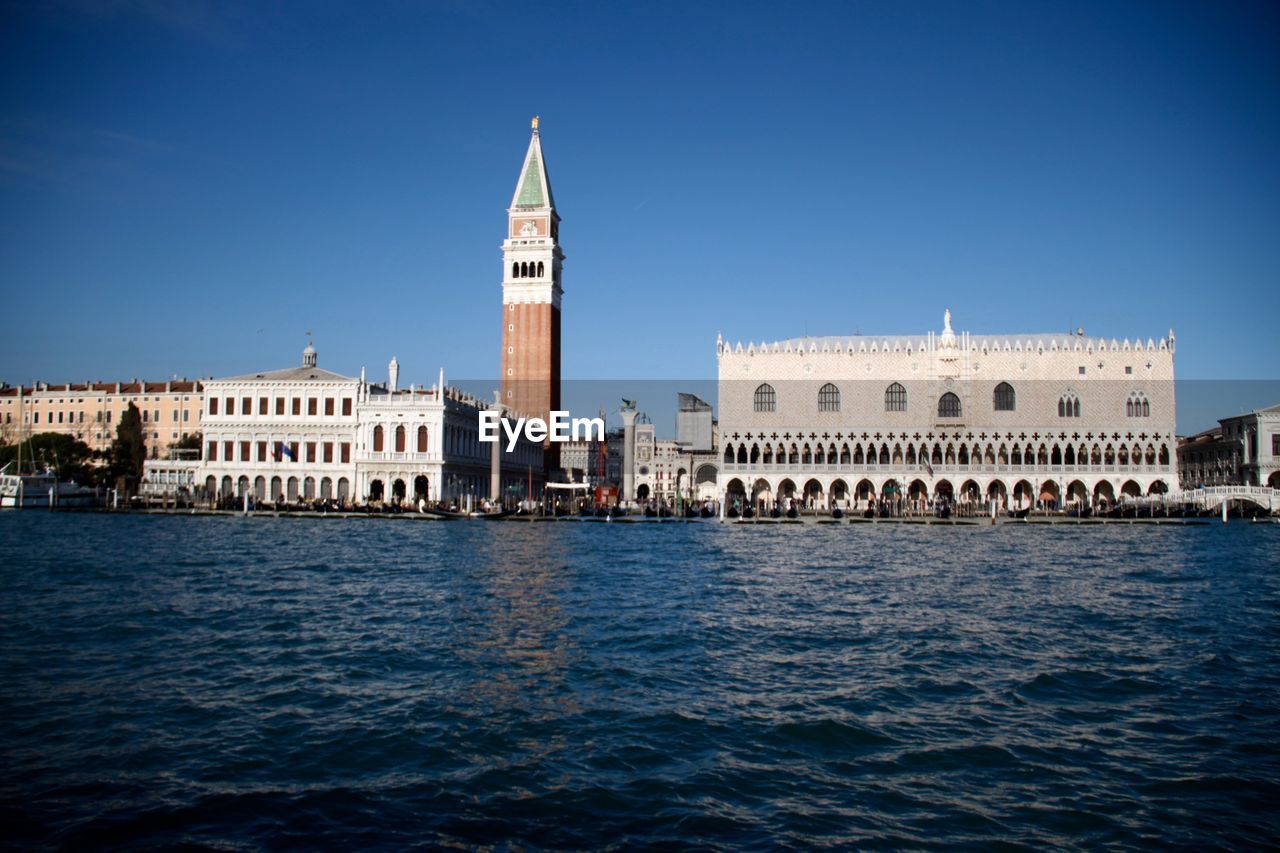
[2,0,1278,396]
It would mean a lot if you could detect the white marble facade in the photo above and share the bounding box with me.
[717,311,1179,511]
[196,347,542,505]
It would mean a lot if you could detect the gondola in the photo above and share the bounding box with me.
[1006,507,1031,519]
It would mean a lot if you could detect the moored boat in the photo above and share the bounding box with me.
[0,467,102,509]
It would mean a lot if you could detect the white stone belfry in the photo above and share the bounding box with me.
[388,356,399,393]
[502,116,563,310]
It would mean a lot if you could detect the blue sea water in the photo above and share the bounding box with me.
[1,513,1278,849]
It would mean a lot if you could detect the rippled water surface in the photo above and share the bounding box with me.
[2,514,1278,848]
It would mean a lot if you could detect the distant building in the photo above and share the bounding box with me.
[1177,403,1280,489]
[0,379,203,460]
[717,310,1178,510]
[560,434,608,487]
[191,345,542,505]
[358,368,542,505]
[620,403,719,505]
[676,392,714,451]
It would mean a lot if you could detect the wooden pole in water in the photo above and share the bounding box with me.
[1222,499,1228,524]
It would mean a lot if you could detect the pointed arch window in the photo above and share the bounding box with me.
[993,382,1015,412]
[818,383,840,412]
[1127,391,1150,418]
[753,383,776,413]
[885,382,907,412]
[938,392,961,419]
[1058,394,1081,418]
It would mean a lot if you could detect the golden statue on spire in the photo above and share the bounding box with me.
[531,115,540,131]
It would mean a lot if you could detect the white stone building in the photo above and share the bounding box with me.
[1178,403,1280,489]
[198,343,360,503]
[356,367,542,505]
[717,310,1179,512]
[194,345,542,506]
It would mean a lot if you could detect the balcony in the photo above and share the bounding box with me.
[357,451,441,463]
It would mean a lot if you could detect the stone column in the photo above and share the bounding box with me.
[489,406,503,503]
[621,405,638,505]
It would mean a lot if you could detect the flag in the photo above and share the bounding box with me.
[922,455,933,477]
[275,441,294,460]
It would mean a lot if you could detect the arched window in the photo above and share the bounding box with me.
[818,383,840,412]
[993,382,1015,411]
[511,262,518,279]
[536,261,544,277]
[1127,391,1150,418]
[520,261,528,277]
[417,425,429,452]
[1058,394,1081,418]
[753,383,776,412]
[885,382,907,412]
[724,444,734,464]
[938,392,961,418]
[395,425,406,452]
[372,424,384,452]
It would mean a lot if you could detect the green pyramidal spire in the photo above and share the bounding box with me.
[517,152,543,206]
[510,116,556,211]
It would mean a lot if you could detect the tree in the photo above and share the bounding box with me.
[108,402,147,492]
[0,432,99,485]
[173,431,203,456]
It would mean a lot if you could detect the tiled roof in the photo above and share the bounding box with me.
[0,380,203,396]
[212,366,356,383]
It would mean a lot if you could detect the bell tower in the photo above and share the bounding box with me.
[501,116,563,469]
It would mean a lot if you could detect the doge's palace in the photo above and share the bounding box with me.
[717,311,1178,511]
